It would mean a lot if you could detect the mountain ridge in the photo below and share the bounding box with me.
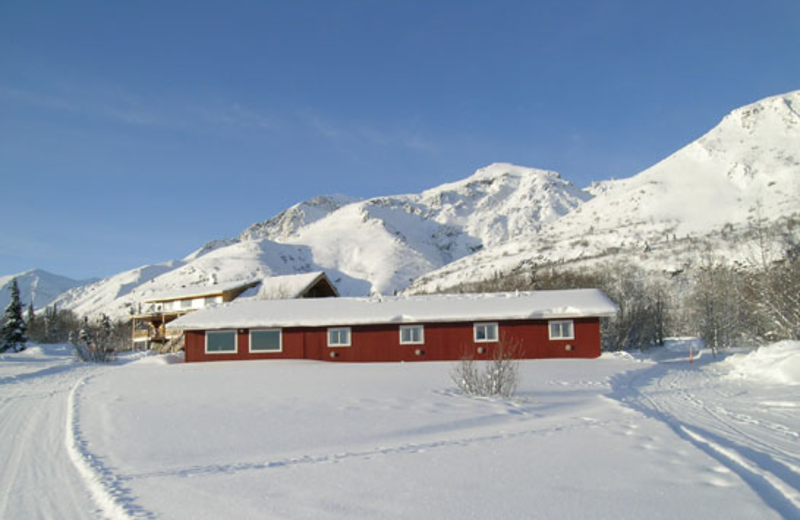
[6,89,799,318]
[408,89,800,293]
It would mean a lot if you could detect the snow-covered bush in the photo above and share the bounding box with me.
[71,317,116,363]
[451,335,520,398]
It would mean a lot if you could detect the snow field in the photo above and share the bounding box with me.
[75,347,791,519]
[2,341,798,519]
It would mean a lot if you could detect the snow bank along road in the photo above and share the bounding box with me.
[1,342,798,519]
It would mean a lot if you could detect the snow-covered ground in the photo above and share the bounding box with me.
[1,340,798,519]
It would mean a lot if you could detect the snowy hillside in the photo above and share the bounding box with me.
[0,269,91,310]
[50,240,371,319]
[49,164,585,318]
[410,90,800,292]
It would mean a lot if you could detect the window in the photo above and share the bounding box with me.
[206,330,237,354]
[400,325,424,345]
[473,322,498,343]
[328,327,351,347]
[250,329,282,353]
[549,320,575,340]
[163,301,174,311]
[180,299,193,309]
[204,296,220,306]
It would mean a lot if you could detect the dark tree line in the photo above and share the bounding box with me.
[1,277,132,360]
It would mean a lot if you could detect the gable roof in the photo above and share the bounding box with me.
[142,279,260,303]
[238,272,339,300]
[168,289,617,331]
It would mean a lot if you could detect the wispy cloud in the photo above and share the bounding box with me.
[0,82,282,139]
[0,86,78,112]
[189,102,277,134]
[299,109,438,154]
[0,83,166,128]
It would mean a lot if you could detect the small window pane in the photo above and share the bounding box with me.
[251,330,281,352]
[486,324,497,341]
[180,299,192,309]
[328,328,351,346]
[400,325,424,344]
[474,323,498,343]
[549,320,574,340]
[207,331,236,353]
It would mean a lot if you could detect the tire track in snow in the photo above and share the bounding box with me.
[612,363,800,519]
[679,425,800,515]
[660,365,800,472]
[0,360,101,519]
[66,376,154,520]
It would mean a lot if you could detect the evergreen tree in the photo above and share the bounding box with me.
[25,302,44,343]
[44,304,59,343]
[98,313,112,349]
[78,316,93,346]
[1,279,28,352]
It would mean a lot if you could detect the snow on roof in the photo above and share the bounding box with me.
[143,279,259,303]
[238,272,336,301]
[168,289,617,331]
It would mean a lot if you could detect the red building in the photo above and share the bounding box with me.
[168,289,617,363]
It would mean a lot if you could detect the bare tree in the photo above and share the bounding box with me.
[451,334,521,398]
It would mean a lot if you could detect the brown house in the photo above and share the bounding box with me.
[132,272,337,351]
[167,289,617,363]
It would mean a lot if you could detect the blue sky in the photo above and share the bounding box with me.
[1,0,799,281]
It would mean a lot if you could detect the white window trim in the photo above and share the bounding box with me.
[249,328,283,353]
[548,320,575,340]
[399,325,425,345]
[205,330,238,354]
[473,322,499,343]
[327,327,352,347]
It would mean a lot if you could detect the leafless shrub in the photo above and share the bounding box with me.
[72,317,116,363]
[451,335,521,398]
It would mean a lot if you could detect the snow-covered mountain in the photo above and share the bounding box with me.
[0,269,92,311]
[239,194,358,242]
[46,164,585,318]
[16,89,800,318]
[409,90,800,292]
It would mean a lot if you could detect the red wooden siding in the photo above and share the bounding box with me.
[184,318,601,363]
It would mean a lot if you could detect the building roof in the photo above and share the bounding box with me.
[142,279,260,303]
[167,289,617,331]
[237,272,338,300]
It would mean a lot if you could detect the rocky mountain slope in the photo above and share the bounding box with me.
[409,90,800,293]
[47,163,585,318]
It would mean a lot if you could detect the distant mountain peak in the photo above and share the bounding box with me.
[239,194,358,242]
[0,269,89,310]
[721,89,800,132]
